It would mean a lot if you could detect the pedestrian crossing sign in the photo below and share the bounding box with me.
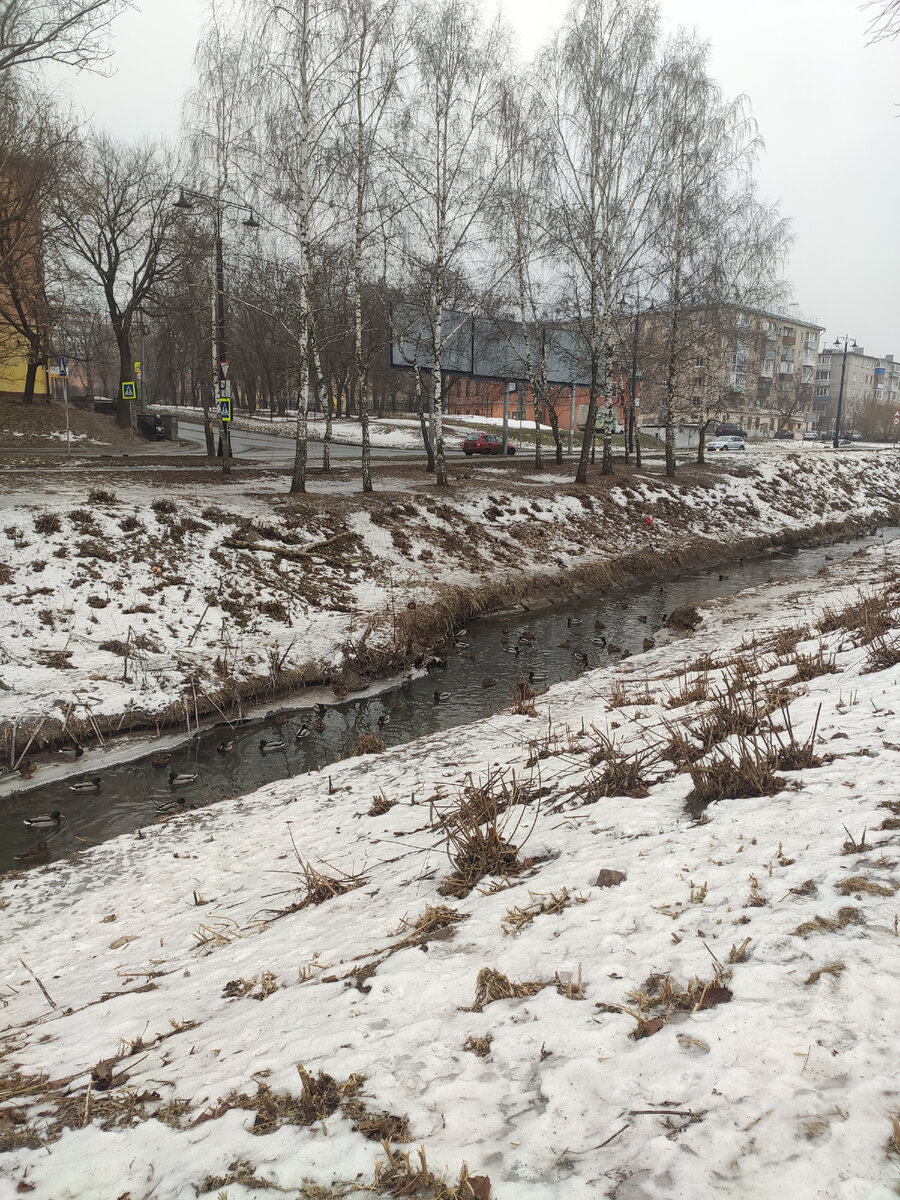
[218,398,232,422]
[122,381,136,400]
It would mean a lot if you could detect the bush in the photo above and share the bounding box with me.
[34,512,61,535]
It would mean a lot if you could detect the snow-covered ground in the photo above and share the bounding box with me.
[0,451,899,743]
[2,541,900,1198]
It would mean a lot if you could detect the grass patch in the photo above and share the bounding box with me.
[501,887,588,935]
[834,875,897,896]
[463,967,549,1012]
[368,790,397,816]
[804,962,845,985]
[581,730,655,800]
[33,512,61,535]
[435,771,536,898]
[462,1035,492,1058]
[87,488,118,505]
[793,907,863,937]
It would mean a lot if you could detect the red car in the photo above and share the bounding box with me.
[462,432,516,456]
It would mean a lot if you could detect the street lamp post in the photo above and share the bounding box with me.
[831,334,856,449]
[173,189,259,474]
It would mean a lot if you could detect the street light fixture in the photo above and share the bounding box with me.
[172,188,260,473]
[831,334,857,449]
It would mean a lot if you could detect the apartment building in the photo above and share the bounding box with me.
[717,305,823,436]
[813,345,900,438]
[639,302,823,438]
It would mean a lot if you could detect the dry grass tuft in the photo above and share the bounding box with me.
[463,967,549,1012]
[834,875,897,896]
[805,962,845,985]
[774,625,808,656]
[793,907,863,937]
[817,589,897,643]
[864,634,900,673]
[501,888,588,935]
[368,790,397,816]
[509,678,538,717]
[390,905,468,949]
[356,732,385,755]
[791,646,838,682]
[372,1144,487,1200]
[624,970,732,1036]
[665,672,709,709]
[462,1035,493,1058]
[582,729,655,800]
[435,771,536,898]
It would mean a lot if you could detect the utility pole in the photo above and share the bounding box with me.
[831,335,855,449]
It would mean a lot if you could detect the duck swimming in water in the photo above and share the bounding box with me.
[13,841,51,863]
[217,740,234,754]
[377,713,390,728]
[69,776,102,794]
[168,770,198,787]
[259,739,285,754]
[23,810,64,830]
[529,671,547,682]
[433,691,451,703]
[155,796,191,815]
[295,724,311,739]
[151,752,171,769]
[314,703,328,717]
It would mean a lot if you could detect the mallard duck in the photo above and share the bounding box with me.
[504,645,520,656]
[433,691,451,703]
[312,719,326,733]
[155,796,190,815]
[718,574,729,582]
[592,635,606,646]
[23,811,64,829]
[377,713,390,728]
[217,740,234,754]
[19,759,35,779]
[567,617,582,627]
[481,678,496,688]
[13,841,51,863]
[454,640,469,649]
[69,776,101,794]
[314,703,328,717]
[454,628,468,638]
[426,655,447,669]
[295,724,310,739]
[460,651,475,660]
[558,639,571,649]
[607,644,621,655]
[643,637,656,651]
[58,744,84,761]
[151,752,172,768]
[529,671,547,682]
[259,739,285,754]
[637,614,648,624]
[168,770,198,787]
[575,652,589,669]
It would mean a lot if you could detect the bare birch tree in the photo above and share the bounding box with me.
[0,0,127,74]
[388,0,509,487]
[540,0,671,484]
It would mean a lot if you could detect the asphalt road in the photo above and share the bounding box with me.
[176,420,428,463]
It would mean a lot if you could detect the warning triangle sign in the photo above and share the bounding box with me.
[220,360,230,380]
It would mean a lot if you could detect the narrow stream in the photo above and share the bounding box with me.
[2,526,895,872]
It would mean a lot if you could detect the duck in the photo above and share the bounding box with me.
[377,713,390,729]
[313,703,328,717]
[216,740,234,754]
[155,796,191,815]
[592,635,607,646]
[529,671,547,682]
[13,841,51,863]
[150,752,172,769]
[23,811,64,829]
[295,724,311,740]
[481,678,496,688]
[575,653,589,670]
[18,760,35,779]
[607,644,621,655]
[718,574,729,581]
[259,739,285,754]
[426,656,447,669]
[567,617,582,627]
[272,712,290,727]
[168,770,198,787]
[594,620,605,630]
[643,637,656,651]
[558,639,571,649]
[58,744,84,761]
[637,615,648,624]
[460,650,475,660]
[69,776,102,794]
[433,691,451,703]
[454,640,470,650]
[454,628,468,638]
[504,645,520,656]
[312,718,326,733]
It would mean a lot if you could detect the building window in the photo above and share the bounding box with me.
[695,356,704,367]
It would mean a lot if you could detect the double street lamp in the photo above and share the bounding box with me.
[830,334,856,449]
[173,189,259,473]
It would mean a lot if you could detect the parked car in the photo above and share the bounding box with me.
[774,429,794,440]
[715,423,747,439]
[707,435,746,452]
[850,432,863,442]
[462,432,516,456]
[802,431,818,441]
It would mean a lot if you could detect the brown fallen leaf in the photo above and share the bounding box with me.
[696,985,733,1010]
[630,1017,664,1040]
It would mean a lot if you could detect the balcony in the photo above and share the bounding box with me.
[760,362,774,378]
[779,362,794,376]
[781,335,796,347]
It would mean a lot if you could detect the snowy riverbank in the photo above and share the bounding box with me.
[2,540,900,1198]
[0,449,898,751]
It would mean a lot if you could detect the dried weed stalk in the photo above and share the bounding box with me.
[792,907,863,937]
[501,888,588,935]
[463,968,548,1012]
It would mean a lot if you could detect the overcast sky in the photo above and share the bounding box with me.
[58,0,898,354]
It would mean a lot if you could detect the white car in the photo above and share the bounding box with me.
[707,435,745,452]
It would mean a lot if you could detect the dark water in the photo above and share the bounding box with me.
[2,526,895,871]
